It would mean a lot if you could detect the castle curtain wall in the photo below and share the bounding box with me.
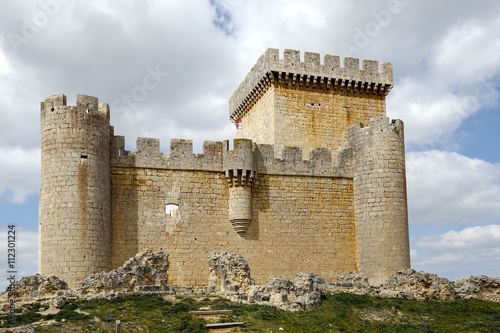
[110,139,358,287]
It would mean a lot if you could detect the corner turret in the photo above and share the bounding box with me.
[348,117,411,285]
[39,94,113,288]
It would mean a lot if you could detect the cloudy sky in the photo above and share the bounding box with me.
[1,0,499,290]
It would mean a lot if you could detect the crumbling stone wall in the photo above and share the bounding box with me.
[208,251,254,292]
[3,252,499,316]
[0,275,67,301]
[81,250,169,294]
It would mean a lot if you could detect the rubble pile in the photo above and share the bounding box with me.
[207,251,254,293]
[380,269,455,300]
[0,274,67,301]
[80,250,170,294]
[2,251,499,319]
[453,275,500,303]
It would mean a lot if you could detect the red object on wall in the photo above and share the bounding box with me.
[235,117,242,129]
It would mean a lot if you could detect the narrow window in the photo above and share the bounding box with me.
[165,204,179,217]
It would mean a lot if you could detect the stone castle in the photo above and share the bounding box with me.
[39,48,410,289]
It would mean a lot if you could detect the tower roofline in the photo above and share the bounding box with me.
[229,48,393,122]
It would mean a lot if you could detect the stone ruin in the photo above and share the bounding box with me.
[207,251,324,311]
[2,275,67,301]
[1,251,500,314]
[207,251,254,293]
[80,250,170,294]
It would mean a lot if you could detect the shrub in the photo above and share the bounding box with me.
[54,308,91,322]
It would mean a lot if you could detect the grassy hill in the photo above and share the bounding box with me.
[1,293,500,332]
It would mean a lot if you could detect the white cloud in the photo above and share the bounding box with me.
[411,225,500,280]
[0,227,38,292]
[0,48,9,74]
[388,80,480,148]
[0,0,500,282]
[433,19,500,87]
[417,225,500,251]
[0,148,40,204]
[406,150,500,225]
[388,18,500,149]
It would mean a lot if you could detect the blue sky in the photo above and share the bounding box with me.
[1,0,500,291]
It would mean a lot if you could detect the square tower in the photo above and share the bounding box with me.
[229,49,393,158]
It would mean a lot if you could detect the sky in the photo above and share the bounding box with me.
[1,0,499,291]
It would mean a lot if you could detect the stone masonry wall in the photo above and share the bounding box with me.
[110,167,228,285]
[110,137,357,287]
[273,85,386,159]
[237,87,275,145]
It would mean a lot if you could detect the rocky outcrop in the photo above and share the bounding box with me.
[2,250,500,319]
[1,274,67,301]
[13,325,38,333]
[325,269,499,303]
[337,272,369,285]
[208,251,254,293]
[80,250,169,294]
[381,269,455,300]
[224,273,325,311]
[453,275,500,302]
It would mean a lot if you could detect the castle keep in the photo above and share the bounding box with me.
[39,48,411,289]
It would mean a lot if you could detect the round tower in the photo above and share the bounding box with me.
[223,139,256,236]
[350,117,411,285]
[39,94,112,288]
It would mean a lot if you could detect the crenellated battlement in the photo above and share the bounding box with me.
[254,144,341,177]
[41,94,110,120]
[348,117,404,143]
[229,48,393,121]
[111,135,357,178]
[111,136,224,172]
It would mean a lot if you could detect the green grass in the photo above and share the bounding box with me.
[1,293,499,332]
